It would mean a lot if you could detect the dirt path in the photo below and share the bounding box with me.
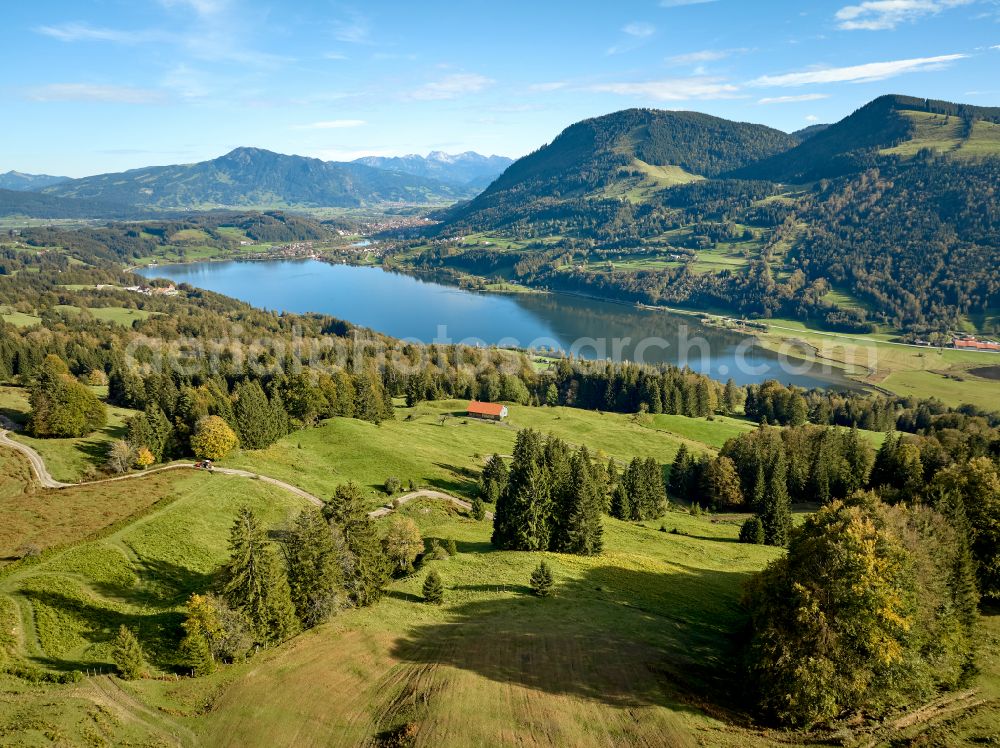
[370,489,492,519]
[0,429,476,519]
[0,429,68,488]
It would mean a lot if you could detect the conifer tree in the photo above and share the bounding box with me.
[281,509,347,627]
[558,448,604,555]
[621,458,644,521]
[422,569,444,604]
[323,482,391,606]
[112,625,147,680]
[739,515,765,544]
[471,496,486,521]
[529,560,555,597]
[610,483,632,521]
[668,445,691,498]
[641,457,668,519]
[479,453,508,503]
[179,594,220,676]
[760,452,792,546]
[492,430,552,550]
[221,506,298,645]
[232,380,287,450]
[603,457,618,513]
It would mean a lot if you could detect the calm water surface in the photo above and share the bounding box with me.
[137,259,854,390]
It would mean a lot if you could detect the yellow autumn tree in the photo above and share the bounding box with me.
[190,416,238,461]
[134,446,155,469]
[743,492,977,726]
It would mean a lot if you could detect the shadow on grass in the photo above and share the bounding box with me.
[389,564,754,711]
[93,557,215,609]
[22,588,186,672]
[451,583,533,595]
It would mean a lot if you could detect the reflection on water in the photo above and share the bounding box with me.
[137,259,856,390]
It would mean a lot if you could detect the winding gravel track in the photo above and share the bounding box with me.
[0,430,481,519]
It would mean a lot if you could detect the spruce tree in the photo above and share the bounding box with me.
[760,452,792,546]
[641,457,668,519]
[739,515,765,544]
[112,625,147,680]
[668,445,690,498]
[558,449,604,555]
[610,483,632,520]
[221,506,299,645]
[621,458,644,521]
[232,380,286,450]
[422,569,444,604]
[479,453,509,503]
[471,496,486,521]
[529,560,555,597]
[281,509,347,628]
[323,482,391,606]
[492,429,552,550]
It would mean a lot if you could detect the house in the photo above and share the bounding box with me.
[467,401,508,421]
[954,337,1000,352]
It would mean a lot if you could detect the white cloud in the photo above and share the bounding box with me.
[293,119,366,130]
[660,0,718,6]
[27,83,164,104]
[529,81,568,92]
[623,21,656,38]
[805,114,821,122]
[992,44,1000,50]
[161,64,212,99]
[750,53,966,86]
[332,12,372,44]
[159,0,229,16]
[758,93,831,104]
[835,0,973,31]
[324,52,349,60]
[665,48,748,65]
[36,23,169,44]
[607,22,657,55]
[590,77,741,100]
[410,73,493,100]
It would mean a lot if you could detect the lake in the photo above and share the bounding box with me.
[137,259,855,390]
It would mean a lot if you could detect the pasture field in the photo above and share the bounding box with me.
[0,386,138,483]
[752,317,1000,409]
[882,111,1000,159]
[224,400,704,505]
[52,305,160,326]
[0,404,996,746]
[0,471,305,676]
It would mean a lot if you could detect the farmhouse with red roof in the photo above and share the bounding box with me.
[466,401,508,421]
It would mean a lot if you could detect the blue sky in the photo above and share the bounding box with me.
[3,0,999,176]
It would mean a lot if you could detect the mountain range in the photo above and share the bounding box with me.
[35,148,493,211]
[426,93,999,335]
[354,152,513,190]
[0,171,69,191]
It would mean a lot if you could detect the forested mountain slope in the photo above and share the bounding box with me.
[41,148,471,209]
[425,95,1000,334]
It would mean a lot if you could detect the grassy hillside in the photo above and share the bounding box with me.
[0,472,305,674]
[223,400,707,504]
[0,399,996,745]
[0,386,138,483]
[733,94,1000,182]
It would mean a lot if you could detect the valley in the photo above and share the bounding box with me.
[1,59,1000,748]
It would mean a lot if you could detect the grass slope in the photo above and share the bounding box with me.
[224,400,701,505]
[1,471,306,673]
[0,386,138,483]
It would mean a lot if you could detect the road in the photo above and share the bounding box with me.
[0,430,479,519]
